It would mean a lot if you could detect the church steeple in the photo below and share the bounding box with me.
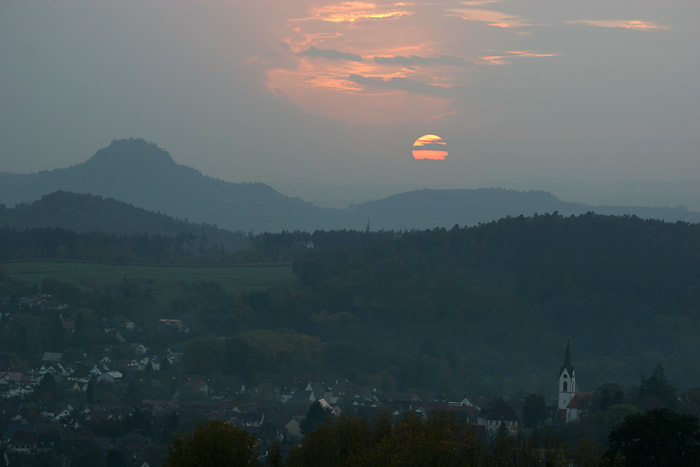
[558,338,576,418]
[559,338,574,377]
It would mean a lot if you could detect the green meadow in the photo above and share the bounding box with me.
[2,261,298,305]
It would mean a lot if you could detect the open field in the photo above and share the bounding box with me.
[1,261,298,305]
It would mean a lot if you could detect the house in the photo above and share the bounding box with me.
[90,365,103,377]
[1,372,37,386]
[128,343,148,356]
[158,319,184,332]
[41,352,63,363]
[477,397,519,435]
[54,405,74,421]
[566,392,594,421]
[181,378,209,397]
[61,317,75,333]
[284,417,304,441]
[8,430,38,453]
[97,371,123,383]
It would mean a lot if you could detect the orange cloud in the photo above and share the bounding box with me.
[294,2,412,23]
[478,50,561,65]
[460,1,500,5]
[507,51,562,58]
[566,20,667,30]
[260,2,473,124]
[259,1,560,123]
[267,62,456,125]
[447,8,530,28]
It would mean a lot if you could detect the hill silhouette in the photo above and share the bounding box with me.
[0,139,350,232]
[0,191,248,252]
[1,139,698,232]
[354,188,700,230]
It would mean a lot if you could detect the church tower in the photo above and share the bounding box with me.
[558,338,576,417]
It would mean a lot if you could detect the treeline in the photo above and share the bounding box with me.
[0,228,237,264]
[166,408,700,466]
[294,212,700,320]
[0,225,392,265]
[0,191,250,252]
[4,213,700,392]
[288,213,700,390]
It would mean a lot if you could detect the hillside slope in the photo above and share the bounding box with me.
[293,213,700,392]
[355,188,700,230]
[0,191,248,251]
[0,139,352,232]
[2,139,697,232]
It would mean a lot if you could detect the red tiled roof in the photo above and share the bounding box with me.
[567,392,594,410]
[10,430,38,445]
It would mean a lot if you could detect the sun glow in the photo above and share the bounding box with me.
[298,2,411,23]
[412,134,448,160]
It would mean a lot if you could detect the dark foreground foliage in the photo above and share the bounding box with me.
[166,408,700,467]
[605,408,700,466]
[163,420,258,467]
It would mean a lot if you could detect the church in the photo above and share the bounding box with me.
[558,339,591,422]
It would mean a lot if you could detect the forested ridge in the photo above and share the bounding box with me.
[291,213,700,391]
[2,213,699,394]
[0,190,249,252]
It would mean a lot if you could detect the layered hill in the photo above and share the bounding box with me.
[0,139,351,232]
[0,191,248,252]
[1,138,698,233]
[354,188,700,230]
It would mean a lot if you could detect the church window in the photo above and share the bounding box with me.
[563,381,568,392]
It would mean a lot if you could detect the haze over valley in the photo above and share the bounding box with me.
[2,139,699,234]
[1,1,699,465]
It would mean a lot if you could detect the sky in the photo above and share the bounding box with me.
[1,0,698,203]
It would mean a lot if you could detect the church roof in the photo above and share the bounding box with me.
[567,392,594,410]
[559,338,574,376]
[480,397,518,422]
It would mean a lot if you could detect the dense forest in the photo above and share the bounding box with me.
[292,213,700,392]
[2,213,699,396]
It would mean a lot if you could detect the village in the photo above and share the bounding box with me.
[0,292,642,466]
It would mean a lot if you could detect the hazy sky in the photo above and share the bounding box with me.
[1,0,698,190]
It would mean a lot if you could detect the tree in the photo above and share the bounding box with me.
[639,364,678,408]
[106,449,127,467]
[594,383,624,412]
[299,401,332,434]
[85,377,95,404]
[267,441,282,467]
[606,408,700,466]
[573,438,604,467]
[182,336,225,374]
[522,393,546,427]
[163,420,258,467]
[288,410,483,467]
[37,373,56,393]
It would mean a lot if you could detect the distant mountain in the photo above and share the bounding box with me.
[1,139,697,233]
[0,191,248,251]
[0,138,351,232]
[478,177,700,212]
[355,188,700,230]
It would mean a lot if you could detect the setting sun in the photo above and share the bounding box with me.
[412,134,448,160]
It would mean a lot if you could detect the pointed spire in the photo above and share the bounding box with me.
[559,337,574,376]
